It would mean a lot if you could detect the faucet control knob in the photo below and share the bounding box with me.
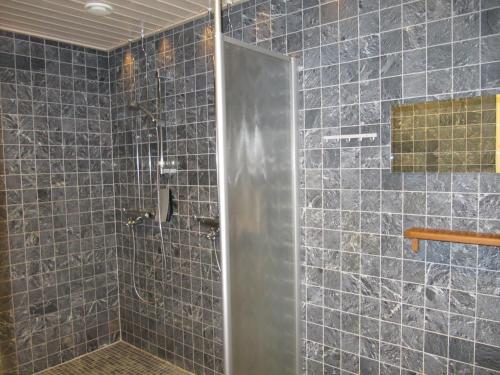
[205,227,220,241]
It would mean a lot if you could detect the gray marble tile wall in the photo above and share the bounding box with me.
[107,0,500,375]
[217,0,500,374]
[109,15,223,375]
[1,0,499,374]
[0,31,119,374]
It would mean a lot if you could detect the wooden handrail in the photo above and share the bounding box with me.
[404,227,500,252]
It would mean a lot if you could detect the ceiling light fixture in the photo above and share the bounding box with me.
[84,2,114,16]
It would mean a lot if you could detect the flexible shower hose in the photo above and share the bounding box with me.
[130,223,156,305]
[129,148,169,305]
[209,234,222,272]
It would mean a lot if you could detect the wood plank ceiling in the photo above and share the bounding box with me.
[0,0,212,50]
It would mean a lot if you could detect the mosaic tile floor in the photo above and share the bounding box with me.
[37,341,193,375]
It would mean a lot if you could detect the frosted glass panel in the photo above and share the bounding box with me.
[221,37,299,375]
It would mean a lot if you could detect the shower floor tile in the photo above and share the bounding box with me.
[37,341,193,375]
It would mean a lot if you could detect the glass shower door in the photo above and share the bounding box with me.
[217,36,299,375]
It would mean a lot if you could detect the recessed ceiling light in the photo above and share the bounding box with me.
[85,2,113,16]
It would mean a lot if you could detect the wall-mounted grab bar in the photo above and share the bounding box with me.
[404,227,500,252]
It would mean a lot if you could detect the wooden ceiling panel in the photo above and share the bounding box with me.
[0,0,212,50]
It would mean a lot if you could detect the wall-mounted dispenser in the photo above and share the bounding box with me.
[158,187,174,222]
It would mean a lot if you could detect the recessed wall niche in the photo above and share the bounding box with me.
[391,95,500,173]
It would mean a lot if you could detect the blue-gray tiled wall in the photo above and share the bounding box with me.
[110,0,500,373]
[241,0,500,374]
[0,0,499,374]
[0,31,120,374]
[109,14,223,375]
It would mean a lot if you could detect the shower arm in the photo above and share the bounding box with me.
[128,101,156,123]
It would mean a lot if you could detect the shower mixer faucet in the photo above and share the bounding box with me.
[123,209,155,227]
[205,227,220,241]
[194,215,220,240]
[126,216,143,227]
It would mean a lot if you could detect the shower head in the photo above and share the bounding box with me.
[128,101,157,123]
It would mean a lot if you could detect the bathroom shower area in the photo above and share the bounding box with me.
[1,0,500,374]
[112,14,226,375]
